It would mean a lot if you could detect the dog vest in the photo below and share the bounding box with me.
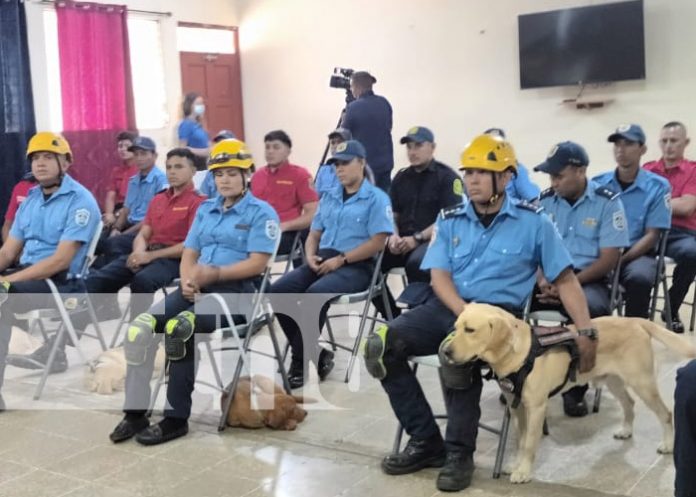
[493,325,580,408]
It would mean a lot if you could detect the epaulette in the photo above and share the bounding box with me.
[515,199,543,213]
[440,202,466,219]
[539,187,555,200]
[595,186,620,200]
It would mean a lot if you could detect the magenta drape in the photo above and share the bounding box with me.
[56,1,135,207]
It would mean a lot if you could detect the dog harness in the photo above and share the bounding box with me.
[493,325,580,408]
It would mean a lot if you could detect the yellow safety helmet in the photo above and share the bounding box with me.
[26,132,73,160]
[207,139,254,171]
[459,134,517,173]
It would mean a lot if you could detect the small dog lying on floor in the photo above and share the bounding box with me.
[221,374,310,430]
[84,345,166,395]
[440,303,696,484]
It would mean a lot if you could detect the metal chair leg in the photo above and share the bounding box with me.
[492,407,511,479]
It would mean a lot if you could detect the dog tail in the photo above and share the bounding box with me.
[639,319,696,359]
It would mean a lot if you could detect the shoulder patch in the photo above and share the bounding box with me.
[440,202,466,219]
[595,186,619,200]
[539,187,555,200]
[515,200,543,213]
[74,208,91,227]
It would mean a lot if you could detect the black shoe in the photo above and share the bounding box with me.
[381,433,446,475]
[109,416,150,443]
[135,419,188,446]
[287,356,304,389]
[661,311,685,334]
[436,451,474,492]
[6,341,68,374]
[318,348,335,381]
[563,393,589,417]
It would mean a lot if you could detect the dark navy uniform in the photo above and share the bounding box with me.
[378,195,573,453]
[675,359,696,497]
[375,160,463,317]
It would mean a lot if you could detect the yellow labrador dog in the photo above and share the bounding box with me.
[440,303,696,484]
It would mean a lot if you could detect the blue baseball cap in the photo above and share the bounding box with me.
[534,141,589,174]
[213,130,236,142]
[400,126,435,144]
[608,124,646,145]
[327,140,367,164]
[128,136,157,152]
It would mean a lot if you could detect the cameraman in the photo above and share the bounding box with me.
[342,71,393,192]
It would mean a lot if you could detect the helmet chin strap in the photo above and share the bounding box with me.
[486,171,501,206]
[40,154,65,190]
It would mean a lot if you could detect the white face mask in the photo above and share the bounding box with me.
[193,103,205,116]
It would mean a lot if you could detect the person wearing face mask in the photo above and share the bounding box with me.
[108,139,279,445]
[177,92,210,170]
[0,133,100,406]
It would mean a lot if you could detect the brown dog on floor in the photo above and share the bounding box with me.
[221,375,310,430]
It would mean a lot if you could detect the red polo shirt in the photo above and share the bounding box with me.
[109,163,139,205]
[644,158,696,231]
[143,184,205,247]
[4,180,36,221]
[251,162,318,223]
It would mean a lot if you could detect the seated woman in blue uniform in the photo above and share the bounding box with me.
[0,132,100,405]
[108,138,280,446]
[269,140,393,389]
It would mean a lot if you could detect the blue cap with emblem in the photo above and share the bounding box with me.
[607,124,646,145]
[534,141,589,175]
[128,136,157,152]
[327,140,367,164]
[400,126,435,144]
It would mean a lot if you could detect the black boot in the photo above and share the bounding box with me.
[287,356,304,389]
[436,451,474,492]
[381,433,446,475]
[563,385,589,417]
[6,337,68,373]
[318,348,335,381]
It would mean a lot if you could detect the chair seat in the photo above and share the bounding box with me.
[409,354,441,368]
[527,310,568,323]
[333,284,383,305]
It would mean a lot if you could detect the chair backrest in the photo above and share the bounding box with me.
[78,220,104,278]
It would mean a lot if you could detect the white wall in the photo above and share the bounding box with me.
[235,0,696,186]
[25,0,239,153]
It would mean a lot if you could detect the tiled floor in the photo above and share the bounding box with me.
[0,285,693,497]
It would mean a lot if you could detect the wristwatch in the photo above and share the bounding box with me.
[577,328,598,341]
[339,252,349,264]
[413,231,425,243]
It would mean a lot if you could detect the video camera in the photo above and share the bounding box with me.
[329,67,354,90]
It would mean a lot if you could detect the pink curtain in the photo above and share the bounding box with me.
[56,1,135,207]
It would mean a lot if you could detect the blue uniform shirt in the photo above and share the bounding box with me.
[315,164,340,198]
[506,162,541,201]
[184,192,279,266]
[10,175,100,277]
[592,169,672,246]
[539,180,629,270]
[311,179,394,252]
[200,171,218,198]
[178,119,210,149]
[124,167,168,224]
[421,196,573,310]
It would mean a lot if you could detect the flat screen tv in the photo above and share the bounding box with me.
[518,0,645,89]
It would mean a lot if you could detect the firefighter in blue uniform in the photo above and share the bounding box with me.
[362,134,598,492]
[533,141,629,417]
[0,132,100,398]
[107,139,279,445]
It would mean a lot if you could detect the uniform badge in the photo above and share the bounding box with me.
[664,192,671,210]
[265,219,279,240]
[74,208,91,227]
[453,178,463,196]
[336,142,347,153]
[408,126,419,135]
[612,211,626,231]
[582,217,598,227]
[617,124,632,132]
[547,145,559,158]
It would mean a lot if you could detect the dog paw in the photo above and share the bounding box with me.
[509,470,532,484]
[613,428,633,440]
[657,442,673,454]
